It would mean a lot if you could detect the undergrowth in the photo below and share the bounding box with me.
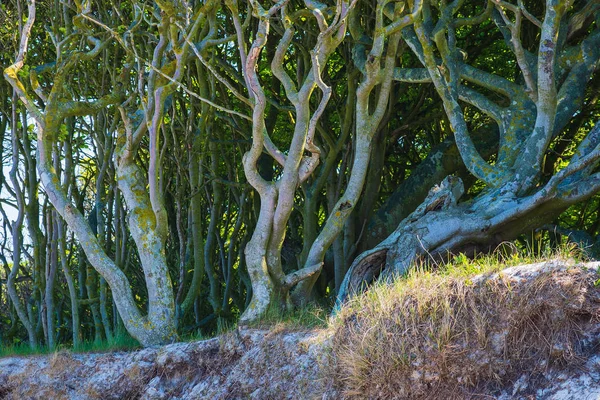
[0,329,140,359]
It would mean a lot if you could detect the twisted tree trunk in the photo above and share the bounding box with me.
[340,0,600,305]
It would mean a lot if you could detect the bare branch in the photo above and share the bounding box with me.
[518,0,542,28]
[271,27,298,102]
[413,2,503,186]
[284,262,323,289]
[174,21,251,108]
[3,0,43,125]
[494,0,537,101]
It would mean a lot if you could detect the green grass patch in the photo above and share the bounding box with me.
[0,330,140,359]
[72,330,140,354]
[0,342,54,358]
[405,240,587,279]
[245,303,330,331]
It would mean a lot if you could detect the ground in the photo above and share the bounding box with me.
[1,261,600,399]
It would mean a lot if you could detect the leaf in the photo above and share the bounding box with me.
[58,124,68,141]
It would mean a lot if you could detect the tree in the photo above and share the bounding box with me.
[1,0,599,348]
[340,0,600,302]
[4,0,192,346]
[229,0,360,321]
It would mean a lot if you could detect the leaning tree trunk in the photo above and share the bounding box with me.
[340,129,600,304]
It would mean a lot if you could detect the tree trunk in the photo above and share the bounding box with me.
[45,210,59,349]
[364,124,500,250]
[7,93,37,348]
[339,165,600,305]
[58,219,80,348]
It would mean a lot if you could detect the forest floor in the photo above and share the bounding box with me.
[1,259,600,399]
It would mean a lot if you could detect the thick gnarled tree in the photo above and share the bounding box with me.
[340,0,600,302]
[1,0,600,348]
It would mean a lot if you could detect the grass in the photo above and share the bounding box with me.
[415,239,588,279]
[0,304,328,359]
[0,329,140,359]
[0,342,52,358]
[73,330,141,353]
[245,303,330,331]
[327,243,599,399]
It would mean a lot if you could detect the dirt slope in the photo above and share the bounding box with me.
[1,261,600,399]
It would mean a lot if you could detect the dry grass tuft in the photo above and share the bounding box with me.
[329,256,600,399]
